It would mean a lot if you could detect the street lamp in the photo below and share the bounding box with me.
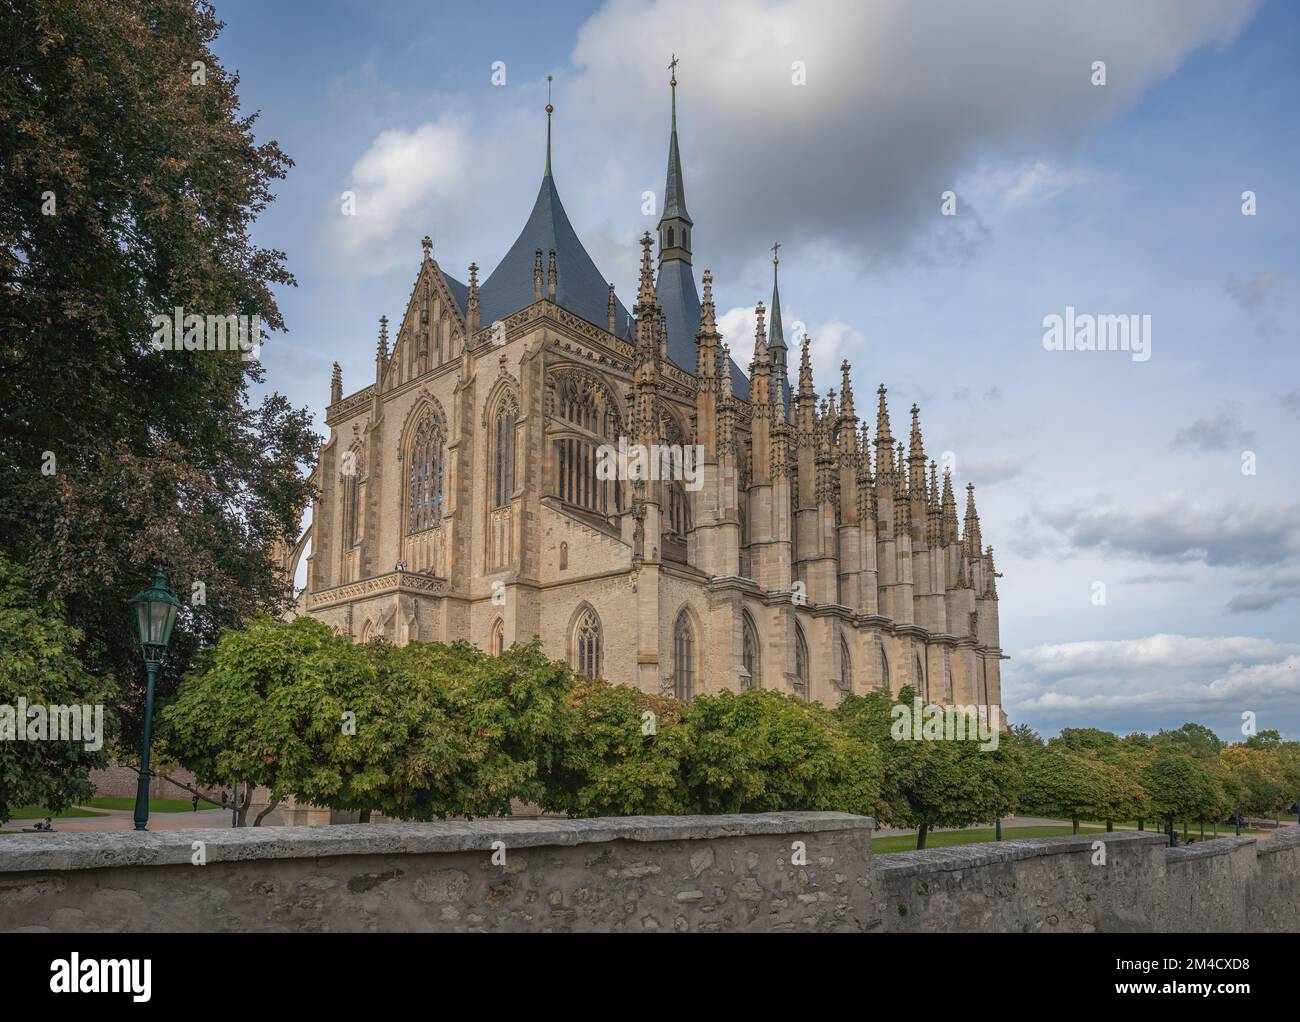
[128,567,179,832]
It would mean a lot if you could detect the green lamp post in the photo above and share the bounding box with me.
[128,567,179,832]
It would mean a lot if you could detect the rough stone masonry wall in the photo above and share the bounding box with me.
[1,814,1297,933]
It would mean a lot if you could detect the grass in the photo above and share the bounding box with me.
[871,822,1263,854]
[83,797,224,813]
[4,805,109,820]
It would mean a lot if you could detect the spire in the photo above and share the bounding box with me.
[753,301,768,362]
[547,248,557,300]
[893,442,911,530]
[533,248,543,302]
[467,264,479,334]
[658,54,693,263]
[798,334,814,397]
[636,231,657,305]
[607,283,617,334]
[874,384,895,483]
[330,361,342,404]
[839,360,855,420]
[941,469,958,545]
[544,75,554,177]
[963,483,984,556]
[768,242,786,350]
[720,342,733,400]
[700,269,716,330]
[377,315,389,363]
[908,404,928,500]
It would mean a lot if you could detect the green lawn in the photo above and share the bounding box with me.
[83,797,224,813]
[871,823,1257,854]
[5,805,109,820]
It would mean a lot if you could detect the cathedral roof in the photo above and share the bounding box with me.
[478,172,631,334]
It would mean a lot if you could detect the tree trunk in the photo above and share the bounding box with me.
[1213,821,1218,837]
[1199,821,1204,839]
[916,822,929,850]
[1137,819,1144,831]
[1071,818,1079,835]
[253,796,281,827]
[1106,819,1113,832]
[236,785,251,827]
[1182,821,1188,841]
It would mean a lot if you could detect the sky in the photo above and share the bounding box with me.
[209,0,1300,742]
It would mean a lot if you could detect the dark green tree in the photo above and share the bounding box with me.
[0,0,316,755]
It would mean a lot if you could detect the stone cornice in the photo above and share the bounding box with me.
[307,570,447,610]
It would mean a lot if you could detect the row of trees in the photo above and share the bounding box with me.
[5,609,1298,845]
[152,618,1300,847]
[1014,722,1299,839]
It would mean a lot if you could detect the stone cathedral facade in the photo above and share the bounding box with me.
[296,76,1005,715]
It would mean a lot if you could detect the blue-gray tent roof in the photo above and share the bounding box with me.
[479,174,631,333]
[476,170,751,401]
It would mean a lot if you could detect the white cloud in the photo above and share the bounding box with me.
[330,117,474,271]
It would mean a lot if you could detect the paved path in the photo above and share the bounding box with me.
[1,807,233,834]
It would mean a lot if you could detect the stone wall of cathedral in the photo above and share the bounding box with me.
[300,248,1004,722]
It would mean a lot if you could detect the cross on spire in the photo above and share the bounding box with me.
[545,74,554,176]
[771,240,781,265]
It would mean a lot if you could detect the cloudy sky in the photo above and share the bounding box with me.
[212,0,1300,741]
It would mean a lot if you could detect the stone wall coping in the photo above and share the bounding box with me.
[0,811,873,874]
[1165,836,1256,864]
[873,829,1167,879]
[1254,826,1300,856]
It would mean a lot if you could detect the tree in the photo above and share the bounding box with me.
[0,553,114,822]
[1156,722,1225,760]
[0,0,317,753]
[1218,744,1286,824]
[161,618,575,821]
[838,688,1022,849]
[1144,746,1220,839]
[1047,729,1145,830]
[1021,744,1132,834]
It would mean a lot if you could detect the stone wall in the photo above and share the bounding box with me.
[1,814,1297,933]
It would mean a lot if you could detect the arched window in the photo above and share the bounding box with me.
[574,607,602,680]
[878,643,890,691]
[838,636,853,700]
[741,612,761,690]
[490,618,505,657]
[794,626,810,700]
[406,412,445,533]
[492,394,517,509]
[667,481,689,539]
[341,446,363,548]
[667,226,675,248]
[554,375,622,515]
[559,542,568,570]
[673,610,695,701]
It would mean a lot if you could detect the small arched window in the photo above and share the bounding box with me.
[916,653,927,702]
[878,643,890,691]
[574,608,602,680]
[794,626,810,701]
[492,394,517,509]
[667,482,689,539]
[741,612,761,690]
[838,636,853,700]
[490,618,505,657]
[559,542,568,570]
[673,610,695,701]
[406,412,445,534]
[667,226,675,248]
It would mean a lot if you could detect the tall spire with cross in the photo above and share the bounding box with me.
[544,75,554,177]
[768,240,791,417]
[658,54,693,264]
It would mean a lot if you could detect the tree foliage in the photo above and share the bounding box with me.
[0,0,317,754]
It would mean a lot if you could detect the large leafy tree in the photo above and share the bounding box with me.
[0,0,317,757]
[837,688,1022,849]
[0,553,115,822]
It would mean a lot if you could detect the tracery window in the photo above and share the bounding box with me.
[574,607,602,679]
[673,610,695,701]
[554,375,622,515]
[492,394,518,509]
[406,412,445,533]
[741,612,761,690]
[490,618,505,657]
[794,626,810,700]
